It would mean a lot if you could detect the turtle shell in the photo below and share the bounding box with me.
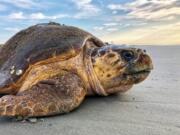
[0,22,104,89]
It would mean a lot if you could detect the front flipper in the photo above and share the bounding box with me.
[0,72,86,117]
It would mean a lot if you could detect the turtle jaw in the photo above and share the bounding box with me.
[123,52,153,84]
[122,69,151,84]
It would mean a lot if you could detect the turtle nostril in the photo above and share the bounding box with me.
[137,49,141,52]
[122,51,134,62]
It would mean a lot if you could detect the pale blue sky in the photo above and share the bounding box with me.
[0,0,180,45]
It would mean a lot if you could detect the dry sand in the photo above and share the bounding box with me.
[0,46,179,135]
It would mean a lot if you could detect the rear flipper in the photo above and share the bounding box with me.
[0,72,86,117]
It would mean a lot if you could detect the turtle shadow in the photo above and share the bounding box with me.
[0,117,11,122]
[84,93,133,103]
[0,93,132,123]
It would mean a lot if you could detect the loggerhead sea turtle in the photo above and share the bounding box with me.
[0,22,153,117]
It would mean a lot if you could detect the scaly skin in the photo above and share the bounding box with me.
[0,72,86,117]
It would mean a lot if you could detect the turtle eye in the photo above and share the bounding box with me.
[99,50,106,56]
[121,50,134,62]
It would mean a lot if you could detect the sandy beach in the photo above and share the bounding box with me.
[0,45,179,135]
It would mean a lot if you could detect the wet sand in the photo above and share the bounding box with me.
[0,46,179,135]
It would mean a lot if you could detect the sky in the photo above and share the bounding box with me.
[0,0,180,45]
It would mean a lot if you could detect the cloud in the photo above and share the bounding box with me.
[106,28,119,32]
[100,22,180,45]
[8,12,69,20]
[1,0,37,9]
[93,21,146,33]
[94,22,120,32]
[93,26,104,31]
[108,0,180,21]
[93,22,120,32]
[4,27,20,32]
[103,22,119,27]
[0,4,7,11]
[29,12,69,20]
[0,0,52,9]
[108,4,127,11]
[112,10,118,15]
[8,12,25,19]
[72,0,100,18]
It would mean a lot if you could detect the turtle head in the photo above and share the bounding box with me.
[91,45,153,94]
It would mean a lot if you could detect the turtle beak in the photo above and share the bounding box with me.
[122,48,153,84]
